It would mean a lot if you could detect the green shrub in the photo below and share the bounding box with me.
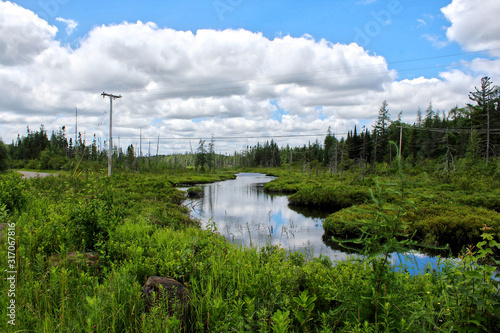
[187,186,204,198]
[264,176,302,193]
[288,184,371,210]
[0,174,27,212]
[324,203,500,254]
[0,140,9,171]
[413,205,500,252]
[69,182,124,251]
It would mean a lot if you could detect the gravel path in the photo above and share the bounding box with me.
[18,171,57,179]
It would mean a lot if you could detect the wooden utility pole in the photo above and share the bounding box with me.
[140,127,143,157]
[148,140,151,170]
[486,105,490,165]
[399,125,403,159]
[101,92,122,176]
[75,107,78,149]
[156,131,160,168]
[446,127,451,181]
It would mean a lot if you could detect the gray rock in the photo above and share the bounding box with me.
[141,276,190,315]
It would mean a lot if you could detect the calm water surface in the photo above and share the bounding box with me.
[183,173,442,273]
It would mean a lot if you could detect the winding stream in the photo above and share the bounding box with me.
[183,173,442,273]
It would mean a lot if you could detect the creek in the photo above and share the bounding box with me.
[182,173,444,274]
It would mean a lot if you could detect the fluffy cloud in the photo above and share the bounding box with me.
[0,1,57,66]
[422,34,449,49]
[442,0,500,56]
[0,1,497,153]
[56,17,78,35]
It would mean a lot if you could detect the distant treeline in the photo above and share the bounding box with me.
[1,77,499,172]
[235,77,500,170]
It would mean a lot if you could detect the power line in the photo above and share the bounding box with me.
[97,108,108,127]
[115,133,335,141]
[387,48,500,65]
[113,125,500,145]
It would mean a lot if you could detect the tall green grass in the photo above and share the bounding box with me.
[1,170,499,332]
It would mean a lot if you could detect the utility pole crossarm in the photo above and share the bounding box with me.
[101,92,122,177]
[101,92,122,99]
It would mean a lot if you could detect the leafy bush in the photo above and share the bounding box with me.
[0,174,27,212]
[288,184,371,210]
[187,186,204,198]
[68,178,124,251]
[0,140,9,171]
[413,204,500,252]
[264,176,302,193]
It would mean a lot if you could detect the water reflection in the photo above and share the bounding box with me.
[183,173,443,273]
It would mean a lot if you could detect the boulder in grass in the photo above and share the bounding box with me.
[141,276,190,315]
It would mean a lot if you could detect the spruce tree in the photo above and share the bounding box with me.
[468,77,499,165]
[373,100,391,165]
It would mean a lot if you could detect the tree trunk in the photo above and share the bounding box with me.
[486,105,490,165]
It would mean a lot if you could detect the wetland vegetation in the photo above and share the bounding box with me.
[1,159,500,332]
[1,77,500,331]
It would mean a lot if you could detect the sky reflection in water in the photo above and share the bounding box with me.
[183,173,444,274]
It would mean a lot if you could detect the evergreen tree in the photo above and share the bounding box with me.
[323,126,337,166]
[91,135,98,161]
[421,103,441,158]
[195,139,207,172]
[362,128,372,165]
[208,134,215,171]
[348,126,362,160]
[468,76,499,164]
[424,102,435,128]
[0,140,9,171]
[12,125,50,160]
[126,144,136,169]
[49,126,68,155]
[68,138,75,158]
[373,100,391,164]
[416,107,423,127]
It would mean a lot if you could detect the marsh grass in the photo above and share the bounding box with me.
[1,169,499,332]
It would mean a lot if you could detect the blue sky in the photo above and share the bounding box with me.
[15,0,484,77]
[1,0,499,153]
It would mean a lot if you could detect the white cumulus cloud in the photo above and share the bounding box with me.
[56,17,78,35]
[442,0,500,56]
[0,1,57,66]
[0,1,498,153]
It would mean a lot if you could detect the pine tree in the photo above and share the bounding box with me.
[421,103,441,158]
[416,107,423,127]
[126,144,136,170]
[324,127,338,169]
[373,100,391,165]
[208,134,215,171]
[195,139,207,172]
[468,77,499,165]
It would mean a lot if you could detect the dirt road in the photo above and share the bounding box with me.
[18,171,57,179]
